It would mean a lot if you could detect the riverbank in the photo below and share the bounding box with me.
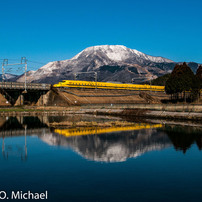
[88,108,202,121]
[0,104,202,121]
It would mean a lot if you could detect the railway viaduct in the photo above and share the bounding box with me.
[0,82,51,106]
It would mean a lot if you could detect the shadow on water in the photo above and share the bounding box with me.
[0,115,202,162]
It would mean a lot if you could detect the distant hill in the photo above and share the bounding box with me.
[0,74,18,82]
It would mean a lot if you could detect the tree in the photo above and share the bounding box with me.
[195,65,202,98]
[165,62,199,101]
[196,65,202,87]
[151,73,171,86]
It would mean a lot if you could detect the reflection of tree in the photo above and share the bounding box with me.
[161,125,202,153]
[195,134,202,151]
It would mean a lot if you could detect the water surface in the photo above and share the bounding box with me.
[0,116,202,202]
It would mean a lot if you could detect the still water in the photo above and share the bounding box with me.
[0,116,202,202]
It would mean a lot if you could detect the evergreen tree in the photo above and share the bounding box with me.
[196,65,202,87]
[165,62,199,101]
[151,73,171,86]
[195,65,202,98]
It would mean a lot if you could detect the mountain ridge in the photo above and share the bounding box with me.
[14,45,200,84]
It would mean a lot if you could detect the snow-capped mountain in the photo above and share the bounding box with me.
[0,73,18,81]
[15,45,199,84]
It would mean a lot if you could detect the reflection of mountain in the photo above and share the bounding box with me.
[161,125,202,153]
[40,127,171,162]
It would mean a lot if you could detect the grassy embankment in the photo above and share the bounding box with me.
[0,107,44,112]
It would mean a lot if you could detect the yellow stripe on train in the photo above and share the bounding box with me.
[53,80,165,92]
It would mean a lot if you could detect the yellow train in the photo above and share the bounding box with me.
[53,80,165,92]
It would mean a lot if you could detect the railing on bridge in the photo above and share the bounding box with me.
[0,82,51,90]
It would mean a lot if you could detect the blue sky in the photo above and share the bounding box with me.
[0,0,202,73]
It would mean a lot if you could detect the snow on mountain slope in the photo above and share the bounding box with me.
[71,45,173,63]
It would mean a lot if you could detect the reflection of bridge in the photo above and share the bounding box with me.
[55,123,163,138]
[0,126,50,161]
[0,128,50,137]
[0,82,51,105]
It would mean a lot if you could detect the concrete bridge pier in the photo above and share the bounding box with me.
[0,92,11,106]
[14,94,24,106]
[37,91,48,106]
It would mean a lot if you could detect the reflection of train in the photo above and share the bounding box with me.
[55,123,163,138]
[53,80,165,92]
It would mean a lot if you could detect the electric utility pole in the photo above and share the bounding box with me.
[2,59,8,82]
[1,57,27,92]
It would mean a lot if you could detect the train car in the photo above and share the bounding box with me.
[53,80,165,92]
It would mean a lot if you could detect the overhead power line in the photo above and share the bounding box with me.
[27,60,46,65]
[1,59,46,65]
[0,58,21,61]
